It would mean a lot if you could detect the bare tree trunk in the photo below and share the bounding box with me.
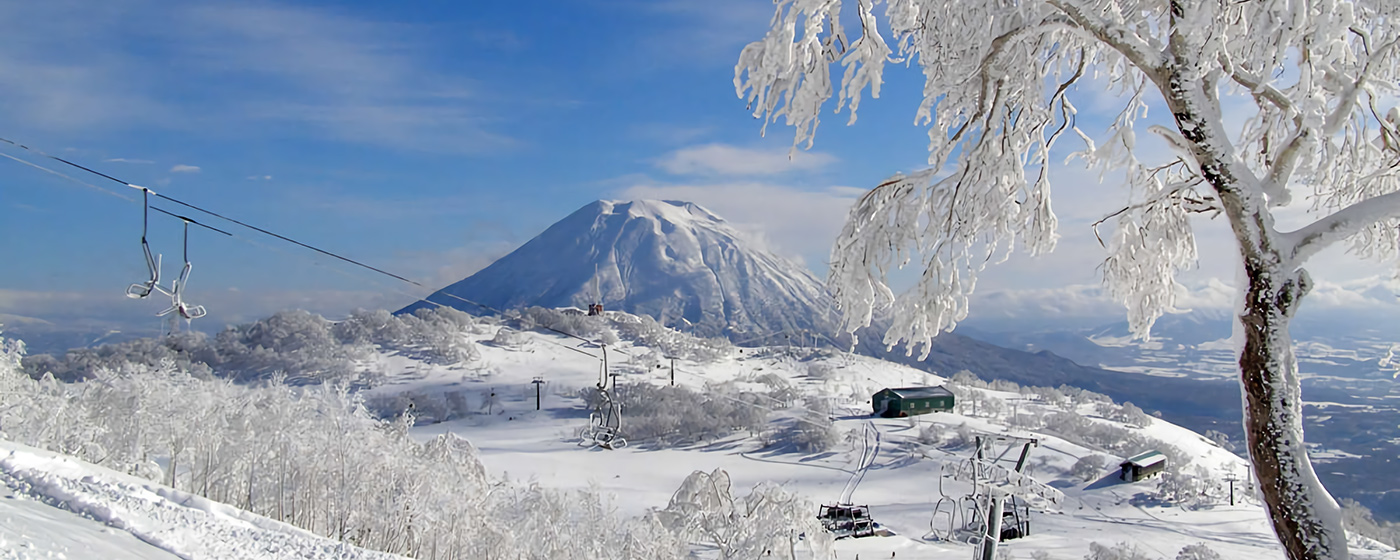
[1239,262,1348,559]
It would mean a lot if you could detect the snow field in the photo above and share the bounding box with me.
[367,316,1399,559]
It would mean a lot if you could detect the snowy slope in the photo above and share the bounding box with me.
[362,312,1400,560]
[0,441,401,560]
[402,199,840,338]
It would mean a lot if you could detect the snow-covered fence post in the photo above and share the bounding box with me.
[735,0,1400,557]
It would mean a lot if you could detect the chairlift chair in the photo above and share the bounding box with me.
[153,219,207,320]
[817,504,876,539]
[580,384,626,450]
[126,188,162,299]
[143,207,228,322]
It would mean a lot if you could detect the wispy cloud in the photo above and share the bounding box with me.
[628,123,714,145]
[656,143,837,176]
[170,164,201,173]
[631,0,774,65]
[0,0,513,153]
[104,158,154,164]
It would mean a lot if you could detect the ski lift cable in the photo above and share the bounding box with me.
[0,150,133,202]
[0,137,420,287]
[0,139,852,410]
[0,138,631,362]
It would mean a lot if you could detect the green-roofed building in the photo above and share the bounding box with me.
[872,386,956,418]
[1119,450,1168,482]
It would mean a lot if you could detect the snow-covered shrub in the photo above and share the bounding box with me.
[363,389,478,425]
[1175,543,1222,560]
[1202,429,1236,452]
[523,306,610,338]
[608,313,733,362]
[1117,403,1153,428]
[1155,465,1227,508]
[491,326,525,348]
[657,469,832,560]
[917,422,942,445]
[949,370,984,388]
[765,396,837,453]
[806,362,837,380]
[594,383,767,447]
[1071,455,1110,482]
[23,331,215,382]
[1340,499,1400,547]
[1041,411,1185,466]
[27,308,484,388]
[336,307,480,365]
[210,310,368,383]
[1096,401,1153,428]
[1085,542,1156,560]
[989,379,1022,392]
[751,372,799,407]
[1060,385,1113,407]
[1024,386,1070,409]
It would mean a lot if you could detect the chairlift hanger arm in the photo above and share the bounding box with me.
[148,206,233,237]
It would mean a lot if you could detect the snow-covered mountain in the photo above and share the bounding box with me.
[401,199,839,338]
[403,200,1182,393]
[401,200,1258,444]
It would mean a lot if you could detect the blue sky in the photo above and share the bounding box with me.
[1,0,1397,337]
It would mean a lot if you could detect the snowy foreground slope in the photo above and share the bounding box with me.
[0,441,398,560]
[361,312,1397,560]
[5,308,1399,560]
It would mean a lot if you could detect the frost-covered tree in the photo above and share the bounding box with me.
[1176,542,1223,560]
[735,1,1400,557]
[658,468,833,560]
[1085,542,1156,560]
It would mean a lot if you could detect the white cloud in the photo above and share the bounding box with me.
[170,164,201,173]
[656,144,836,176]
[246,175,272,181]
[103,158,154,164]
[617,177,860,268]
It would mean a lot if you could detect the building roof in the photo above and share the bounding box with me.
[882,386,955,399]
[1121,450,1167,468]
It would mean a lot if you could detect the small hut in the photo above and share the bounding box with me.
[1119,450,1167,481]
[871,386,955,418]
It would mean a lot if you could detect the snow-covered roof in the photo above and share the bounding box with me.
[882,386,954,399]
[1122,450,1167,468]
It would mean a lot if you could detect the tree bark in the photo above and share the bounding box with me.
[1162,73,1349,559]
[1237,261,1347,559]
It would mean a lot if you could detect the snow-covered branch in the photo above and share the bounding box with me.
[1045,0,1166,78]
[1285,189,1400,266]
